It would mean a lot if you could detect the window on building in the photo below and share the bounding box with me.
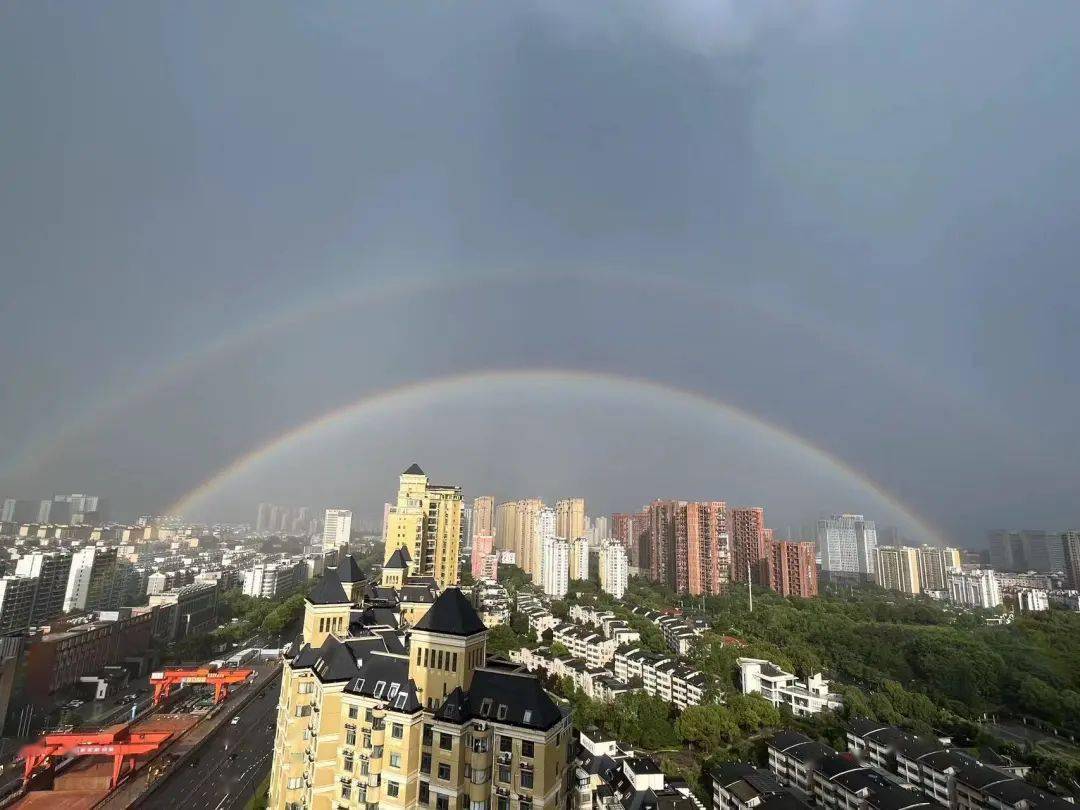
[298,681,313,694]
[343,752,354,772]
[479,698,493,717]
[422,753,432,774]
[499,736,513,753]
[435,795,450,810]
[498,766,511,783]
[295,705,311,717]
[390,753,401,768]
[419,782,430,805]
[345,725,357,746]
[287,777,303,789]
[438,763,451,780]
[497,798,510,810]
[386,781,400,798]
[439,732,453,751]
[520,768,533,789]
[520,800,532,810]
[341,778,353,799]
[451,652,458,671]
[423,724,433,746]
[392,722,404,739]
[348,706,359,719]
[374,681,386,698]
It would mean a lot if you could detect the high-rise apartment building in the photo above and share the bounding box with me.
[598,538,629,599]
[494,501,518,553]
[988,530,1065,573]
[0,577,37,634]
[731,507,768,584]
[14,551,72,624]
[516,499,544,581]
[764,541,818,598]
[323,508,353,552]
[948,569,1001,609]
[589,515,610,545]
[638,501,729,596]
[471,534,496,581]
[570,537,590,582]
[533,506,557,587]
[460,506,473,559]
[542,537,570,598]
[914,546,962,592]
[384,464,463,589]
[472,496,494,541]
[875,546,921,594]
[63,546,120,613]
[1063,532,1080,589]
[268,575,571,810]
[817,514,877,575]
[556,498,586,548]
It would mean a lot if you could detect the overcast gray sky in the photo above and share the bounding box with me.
[2,2,1078,546]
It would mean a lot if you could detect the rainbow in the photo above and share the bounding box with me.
[1,268,1001,488]
[167,368,947,546]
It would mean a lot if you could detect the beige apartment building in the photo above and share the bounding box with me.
[268,566,572,810]
[384,464,464,589]
[875,545,921,595]
[472,497,495,543]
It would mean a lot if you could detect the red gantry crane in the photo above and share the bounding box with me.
[149,666,255,706]
[19,722,173,788]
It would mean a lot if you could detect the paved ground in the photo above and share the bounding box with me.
[141,669,281,810]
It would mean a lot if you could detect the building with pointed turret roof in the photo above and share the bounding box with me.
[269,572,572,810]
[383,464,464,589]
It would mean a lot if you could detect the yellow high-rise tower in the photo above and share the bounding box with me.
[384,464,463,589]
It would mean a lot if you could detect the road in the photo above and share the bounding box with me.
[142,670,281,810]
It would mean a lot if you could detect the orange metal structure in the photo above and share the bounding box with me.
[149,667,254,706]
[18,723,173,788]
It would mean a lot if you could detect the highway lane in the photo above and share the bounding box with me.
[143,670,281,810]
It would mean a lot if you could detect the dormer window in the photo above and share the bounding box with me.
[496,704,508,721]
[480,697,493,717]
[374,681,386,698]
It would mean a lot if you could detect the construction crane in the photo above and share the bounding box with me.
[149,667,255,706]
[19,722,173,788]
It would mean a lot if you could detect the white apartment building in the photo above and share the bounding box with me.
[738,657,843,717]
[533,506,557,587]
[1016,589,1049,612]
[242,560,306,598]
[552,623,619,667]
[817,514,877,575]
[542,536,570,598]
[948,569,1001,609]
[63,546,120,612]
[570,537,590,582]
[598,538,628,599]
[322,508,352,551]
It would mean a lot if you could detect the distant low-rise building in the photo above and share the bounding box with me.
[948,570,1001,609]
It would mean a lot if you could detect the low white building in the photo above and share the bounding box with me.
[613,647,710,710]
[598,539,628,599]
[738,657,842,717]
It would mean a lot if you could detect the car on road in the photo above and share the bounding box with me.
[68,699,84,708]
[230,715,241,724]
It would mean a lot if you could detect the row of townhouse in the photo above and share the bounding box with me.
[516,592,560,637]
[567,605,641,648]
[767,731,943,810]
[473,580,510,627]
[768,727,1072,810]
[712,762,812,810]
[551,623,619,668]
[516,647,632,704]
[845,720,1071,810]
[629,606,710,657]
[612,647,710,710]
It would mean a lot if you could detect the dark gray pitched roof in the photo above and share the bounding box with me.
[291,642,317,669]
[337,555,364,583]
[403,463,424,475]
[412,588,486,636]
[434,686,472,723]
[307,568,350,605]
[468,668,564,730]
[344,652,423,713]
[384,547,411,570]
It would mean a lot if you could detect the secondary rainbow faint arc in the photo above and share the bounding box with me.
[167,368,946,546]
[2,266,998,485]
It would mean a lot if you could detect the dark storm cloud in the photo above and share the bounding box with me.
[1,1,1078,545]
